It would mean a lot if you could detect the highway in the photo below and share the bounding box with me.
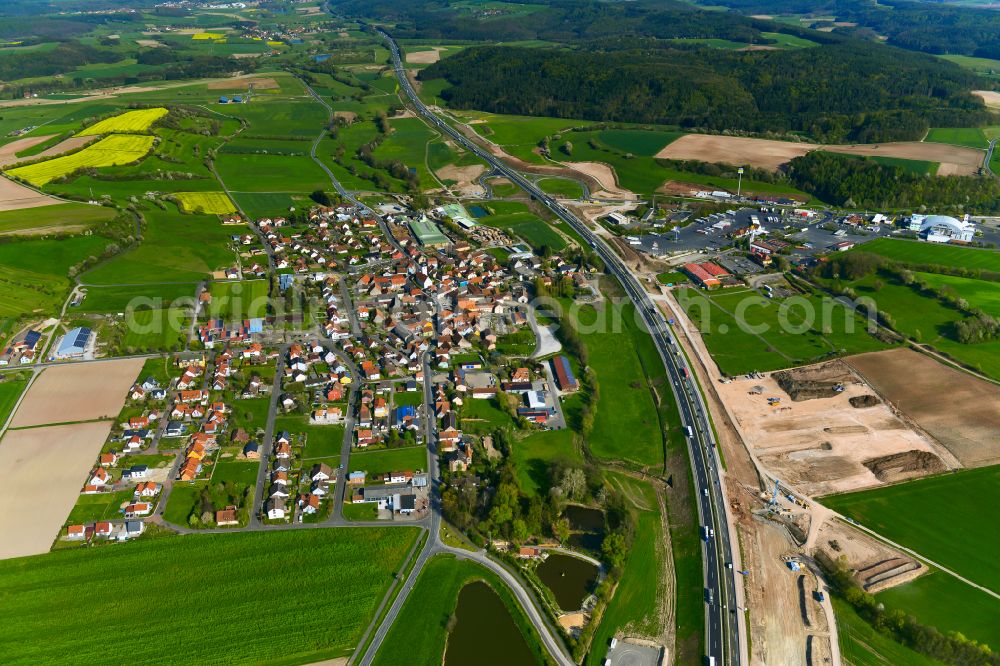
[380,29,744,665]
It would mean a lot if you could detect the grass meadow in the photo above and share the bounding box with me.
[76,283,197,314]
[348,445,428,478]
[0,372,29,426]
[833,597,943,666]
[822,465,1000,594]
[510,429,582,497]
[372,554,550,666]
[838,272,1000,380]
[477,201,567,251]
[0,203,115,235]
[83,207,235,284]
[853,238,1000,272]
[0,528,419,666]
[923,127,988,149]
[679,286,890,376]
[587,473,666,665]
[0,234,111,319]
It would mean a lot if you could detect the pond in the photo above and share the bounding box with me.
[446,581,538,666]
[565,504,604,532]
[468,204,489,218]
[568,531,603,552]
[536,553,600,611]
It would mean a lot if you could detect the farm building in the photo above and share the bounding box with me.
[907,214,976,244]
[551,355,578,392]
[683,261,730,289]
[437,203,477,229]
[55,327,92,359]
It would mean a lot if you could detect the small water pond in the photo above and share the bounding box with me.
[445,581,538,665]
[536,552,600,611]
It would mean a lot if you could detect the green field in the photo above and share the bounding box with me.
[834,597,944,666]
[120,307,188,351]
[570,297,669,468]
[77,283,196,314]
[0,203,115,235]
[535,177,585,198]
[0,373,29,426]
[510,429,582,497]
[822,465,1000,594]
[477,201,567,252]
[869,155,939,175]
[0,234,111,318]
[348,445,428,478]
[917,271,1000,315]
[924,127,988,149]
[839,272,1000,379]
[548,130,807,199]
[853,238,1000,272]
[215,153,331,192]
[588,473,666,665]
[83,207,235,284]
[461,396,515,434]
[877,570,1000,650]
[0,528,419,666]
[679,286,891,376]
[207,280,269,319]
[939,53,1000,79]
[231,192,309,218]
[65,489,134,524]
[372,554,550,666]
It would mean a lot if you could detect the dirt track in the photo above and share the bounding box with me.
[847,348,1000,467]
[0,421,112,559]
[656,133,984,175]
[9,358,144,428]
[435,163,486,196]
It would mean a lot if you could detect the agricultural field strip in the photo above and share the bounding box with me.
[77,108,169,137]
[6,134,156,186]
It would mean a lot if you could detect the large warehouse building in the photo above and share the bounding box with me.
[55,327,92,359]
[908,214,976,244]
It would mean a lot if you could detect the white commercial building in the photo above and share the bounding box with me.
[908,214,976,243]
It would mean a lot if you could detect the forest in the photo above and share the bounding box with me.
[420,42,992,143]
[692,0,1000,59]
[786,152,1000,211]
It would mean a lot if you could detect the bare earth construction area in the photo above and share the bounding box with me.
[716,361,958,496]
[656,134,984,175]
[9,358,144,428]
[847,348,1000,468]
[0,420,112,558]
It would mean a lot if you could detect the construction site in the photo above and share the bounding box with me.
[656,291,934,666]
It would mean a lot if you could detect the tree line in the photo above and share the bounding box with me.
[419,41,991,144]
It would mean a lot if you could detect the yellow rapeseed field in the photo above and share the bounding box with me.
[77,108,168,137]
[192,32,224,40]
[173,191,236,214]
[6,134,155,186]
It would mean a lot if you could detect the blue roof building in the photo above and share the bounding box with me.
[279,274,294,291]
[248,318,264,334]
[56,327,91,358]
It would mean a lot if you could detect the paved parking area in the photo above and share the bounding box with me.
[607,641,662,666]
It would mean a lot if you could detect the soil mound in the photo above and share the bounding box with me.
[773,362,853,401]
[849,394,878,408]
[863,450,945,483]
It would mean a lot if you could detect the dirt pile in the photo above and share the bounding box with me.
[856,557,923,592]
[773,362,853,401]
[849,394,878,408]
[863,450,945,483]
